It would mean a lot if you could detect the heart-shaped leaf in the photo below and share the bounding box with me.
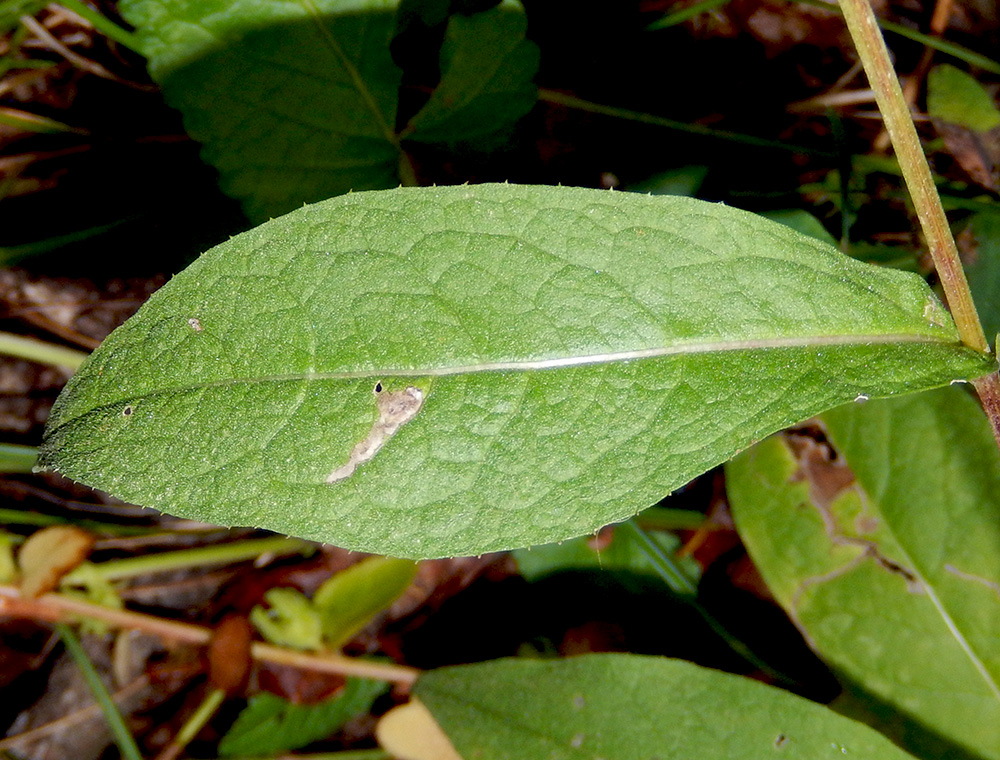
[414,654,920,759]
[727,386,1000,759]
[37,185,994,558]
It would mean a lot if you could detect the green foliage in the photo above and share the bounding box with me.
[22,0,1000,756]
[727,386,1000,759]
[513,526,700,585]
[313,556,417,648]
[118,0,539,221]
[927,64,1000,132]
[36,184,993,559]
[415,654,921,759]
[763,208,838,246]
[218,679,388,756]
[250,557,416,649]
[401,0,538,146]
[251,587,323,650]
[966,211,1000,344]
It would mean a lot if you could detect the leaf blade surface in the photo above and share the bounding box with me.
[415,654,920,759]
[727,386,1000,759]
[38,184,995,558]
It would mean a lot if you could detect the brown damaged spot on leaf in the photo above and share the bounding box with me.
[18,525,94,598]
[785,423,923,602]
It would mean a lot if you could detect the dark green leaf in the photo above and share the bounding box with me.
[120,0,404,222]
[402,0,538,145]
[416,654,920,759]
[966,210,1000,344]
[219,679,388,756]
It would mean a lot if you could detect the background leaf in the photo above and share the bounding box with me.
[513,526,699,585]
[120,0,539,222]
[726,386,1000,759]
[218,678,388,756]
[401,0,538,146]
[415,654,920,759]
[120,0,404,222]
[37,185,994,559]
[314,556,417,648]
[927,64,1000,133]
[966,210,1000,345]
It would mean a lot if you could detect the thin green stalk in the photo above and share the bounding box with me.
[0,107,86,134]
[0,443,38,473]
[62,535,314,584]
[838,0,985,352]
[55,623,144,760]
[621,521,797,686]
[792,0,1000,74]
[54,0,141,51]
[539,89,836,157]
[620,519,696,596]
[170,687,226,753]
[0,507,158,535]
[0,331,89,371]
[636,506,706,531]
[836,0,1000,450]
[647,0,732,30]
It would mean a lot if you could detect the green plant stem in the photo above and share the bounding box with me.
[538,89,835,157]
[1,585,420,685]
[0,107,86,134]
[621,521,797,687]
[646,0,732,30]
[837,0,1000,451]
[636,506,706,531]
[0,331,89,371]
[0,443,38,473]
[54,0,141,51]
[837,0,986,353]
[0,507,156,535]
[62,535,314,584]
[55,623,144,760]
[620,519,697,595]
[169,687,226,754]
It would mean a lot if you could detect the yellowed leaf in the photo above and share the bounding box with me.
[18,526,94,598]
[376,698,463,760]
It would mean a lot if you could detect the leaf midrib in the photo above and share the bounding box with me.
[53,331,978,431]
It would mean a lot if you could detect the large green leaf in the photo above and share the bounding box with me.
[415,654,919,759]
[37,185,994,558]
[727,387,1000,759]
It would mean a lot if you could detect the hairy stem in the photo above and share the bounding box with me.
[837,0,1000,449]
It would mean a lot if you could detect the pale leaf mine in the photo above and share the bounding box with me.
[326,385,424,483]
